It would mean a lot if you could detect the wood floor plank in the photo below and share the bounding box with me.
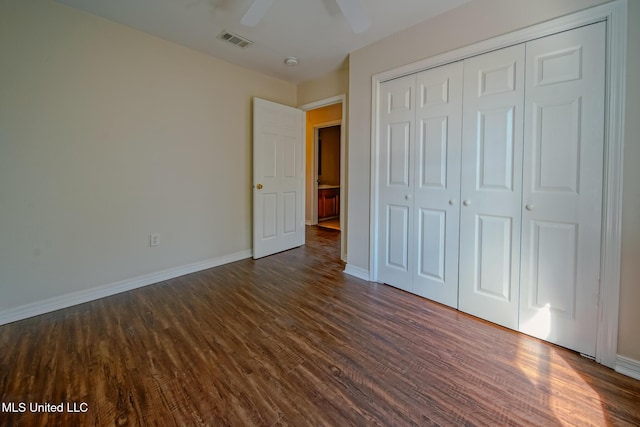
[1,226,639,426]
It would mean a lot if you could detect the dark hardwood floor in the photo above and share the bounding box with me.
[1,226,639,426]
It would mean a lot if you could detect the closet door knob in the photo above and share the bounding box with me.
[405,194,412,200]
[525,204,535,211]
[463,200,471,206]
[449,200,456,205]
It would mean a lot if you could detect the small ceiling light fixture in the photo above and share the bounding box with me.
[284,56,298,67]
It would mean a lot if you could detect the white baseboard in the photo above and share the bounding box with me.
[0,249,252,326]
[616,355,640,381]
[344,264,370,281]
[305,219,312,226]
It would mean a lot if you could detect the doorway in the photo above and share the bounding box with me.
[316,125,341,231]
[299,95,346,261]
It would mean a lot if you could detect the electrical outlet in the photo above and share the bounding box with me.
[150,233,160,247]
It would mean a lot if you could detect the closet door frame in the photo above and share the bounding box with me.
[369,0,627,368]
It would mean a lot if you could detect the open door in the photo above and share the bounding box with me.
[253,98,305,259]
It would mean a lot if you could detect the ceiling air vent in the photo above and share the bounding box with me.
[217,30,253,48]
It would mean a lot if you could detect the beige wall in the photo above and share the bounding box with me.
[0,0,296,313]
[347,0,640,360]
[298,66,349,107]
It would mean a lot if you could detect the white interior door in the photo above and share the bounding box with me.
[253,98,304,259]
[412,62,463,307]
[519,23,606,356]
[377,75,416,292]
[458,45,525,329]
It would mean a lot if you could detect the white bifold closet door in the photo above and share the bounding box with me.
[377,62,463,307]
[519,22,605,356]
[376,22,605,356]
[458,44,526,330]
[377,74,415,294]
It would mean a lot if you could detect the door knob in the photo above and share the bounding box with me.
[449,200,456,206]
[525,204,534,210]
[256,184,263,190]
[463,200,471,206]
[405,194,412,200]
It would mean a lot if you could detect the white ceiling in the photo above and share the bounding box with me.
[55,0,471,84]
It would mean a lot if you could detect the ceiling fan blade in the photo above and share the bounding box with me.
[335,0,371,34]
[241,0,273,27]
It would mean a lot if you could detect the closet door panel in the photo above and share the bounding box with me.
[475,214,514,300]
[386,204,410,270]
[417,208,446,281]
[520,22,605,356]
[459,45,525,329]
[377,75,416,292]
[413,62,463,307]
[477,107,516,191]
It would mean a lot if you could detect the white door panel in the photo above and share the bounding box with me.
[476,107,516,191]
[417,208,446,281]
[253,98,304,259]
[388,123,412,186]
[475,214,514,301]
[377,75,416,292]
[387,204,410,271]
[261,193,277,238]
[519,23,605,356]
[459,45,525,329]
[412,62,463,307]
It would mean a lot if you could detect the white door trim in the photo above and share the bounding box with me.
[300,95,348,262]
[369,0,627,368]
